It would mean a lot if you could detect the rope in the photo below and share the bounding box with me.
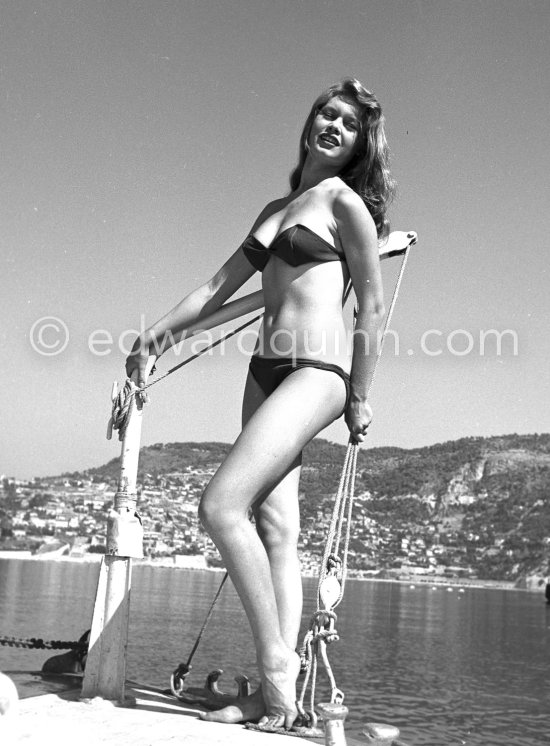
[107,245,409,442]
[108,379,149,441]
[108,312,264,442]
[297,442,357,724]
[170,572,229,698]
[316,246,412,611]
[296,245,413,725]
[369,245,412,392]
[106,241,413,707]
[316,443,354,609]
[167,245,414,706]
[142,313,264,392]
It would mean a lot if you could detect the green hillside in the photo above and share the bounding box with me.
[63,433,550,583]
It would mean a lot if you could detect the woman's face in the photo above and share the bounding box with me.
[307,96,361,171]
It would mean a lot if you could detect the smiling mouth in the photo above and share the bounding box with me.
[319,133,339,146]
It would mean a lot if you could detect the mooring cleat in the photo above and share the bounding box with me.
[169,667,251,708]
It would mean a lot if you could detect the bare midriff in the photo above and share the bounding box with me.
[254,256,351,370]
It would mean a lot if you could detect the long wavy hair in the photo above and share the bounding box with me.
[289,78,396,239]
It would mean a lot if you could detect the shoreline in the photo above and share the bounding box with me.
[0,552,523,591]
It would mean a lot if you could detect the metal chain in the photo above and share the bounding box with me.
[0,634,88,652]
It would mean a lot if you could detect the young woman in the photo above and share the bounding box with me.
[126,78,395,730]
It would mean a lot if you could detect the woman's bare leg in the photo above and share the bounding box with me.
[244,373,304,651]
[198,367,346,728]
[254,469,303,650]
[200,374,302,725]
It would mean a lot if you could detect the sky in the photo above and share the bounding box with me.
[2,0,549,480]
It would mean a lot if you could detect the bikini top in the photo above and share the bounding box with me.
[241,224,345,272]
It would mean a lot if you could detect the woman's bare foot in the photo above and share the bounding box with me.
[257,649,300,730]
[199,687,265,724]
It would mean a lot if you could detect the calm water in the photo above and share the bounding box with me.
[1,559,549,745]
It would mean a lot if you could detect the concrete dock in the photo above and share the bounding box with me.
[7,677,319,746]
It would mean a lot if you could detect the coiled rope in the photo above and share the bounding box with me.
[108,380,149,441]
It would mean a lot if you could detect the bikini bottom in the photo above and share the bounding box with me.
[248,355,351,414]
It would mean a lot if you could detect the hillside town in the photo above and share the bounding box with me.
[2,433,549,586]
[0,467,493,582]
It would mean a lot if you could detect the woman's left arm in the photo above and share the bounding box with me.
[335,191,386,442]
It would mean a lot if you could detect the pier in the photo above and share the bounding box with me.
[13,679,316,746]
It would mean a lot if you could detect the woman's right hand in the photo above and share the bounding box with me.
[345,397,374,444]
[125,336,158,388]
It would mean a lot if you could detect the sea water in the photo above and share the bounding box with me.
[0,559,548,746]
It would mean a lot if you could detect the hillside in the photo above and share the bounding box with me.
[62,433,550,584]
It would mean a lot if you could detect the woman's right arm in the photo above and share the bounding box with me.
[126,247,256,386]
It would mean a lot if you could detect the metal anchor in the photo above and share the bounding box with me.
[170,665,251,708]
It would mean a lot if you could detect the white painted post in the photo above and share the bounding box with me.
[81,357,156,703]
